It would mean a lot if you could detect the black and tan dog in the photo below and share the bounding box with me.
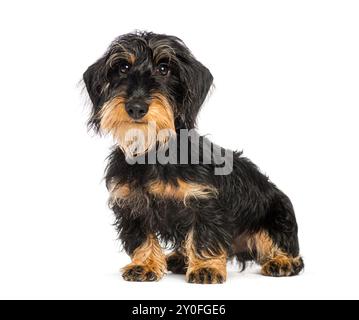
[83,31,304,284]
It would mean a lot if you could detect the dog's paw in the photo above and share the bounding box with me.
[122,264,164,282]
[261,256,304,277]
[166,252,187,274]
[186,267,225,284]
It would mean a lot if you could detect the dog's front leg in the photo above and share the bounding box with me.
[122,234,167,282]
[185,230,228,284]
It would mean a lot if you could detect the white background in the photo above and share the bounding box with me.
[0,0,358,300]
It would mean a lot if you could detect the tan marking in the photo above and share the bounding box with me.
[100,96,129,133]
[185,231,227,284]
[122,234,166,281]
[146,93,175,134]
[247,231,280,264]
[261,255,303,277]
[128,53,136,65]
[246,231,303,276]
[108,180,131,205]
[106,51,135,68]
[99,94,175,157]
[148,179,217,204]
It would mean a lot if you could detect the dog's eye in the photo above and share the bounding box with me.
[119,62,131,74]
[157,63,169,76]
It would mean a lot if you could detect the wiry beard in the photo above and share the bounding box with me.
[99,94,176,158]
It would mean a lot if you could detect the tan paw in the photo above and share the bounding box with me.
[187,267,225,284]
[261,256,304,277]
[122,264,164,282]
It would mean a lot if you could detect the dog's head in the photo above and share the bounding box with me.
[83,32,213,156]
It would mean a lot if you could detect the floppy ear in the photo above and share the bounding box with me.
[83,57,107,109]
[179,55,213,129]
[83,57,107,130]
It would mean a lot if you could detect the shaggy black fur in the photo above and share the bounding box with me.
[83,31,304,283]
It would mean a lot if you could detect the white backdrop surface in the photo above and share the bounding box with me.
[0,0,358,299]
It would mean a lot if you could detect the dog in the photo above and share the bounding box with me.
[83,31,304,284]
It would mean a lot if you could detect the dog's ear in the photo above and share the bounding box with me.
[83,57,107,108]
[83,57,107,130]
[178,54,213,129]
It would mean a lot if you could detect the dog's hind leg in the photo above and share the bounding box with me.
[249,231,304,277]
[249,193,304,277]
[166,252,186,274]
[166,248,187,274]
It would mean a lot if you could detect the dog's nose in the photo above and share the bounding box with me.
[125,101,149,120]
